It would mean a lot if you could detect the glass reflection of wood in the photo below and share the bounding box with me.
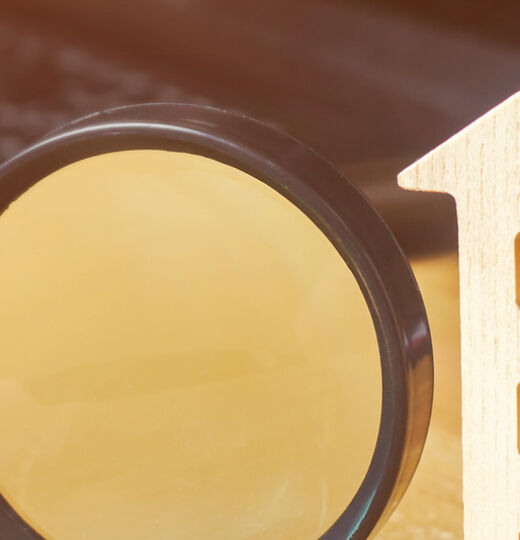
[0,150,381,540]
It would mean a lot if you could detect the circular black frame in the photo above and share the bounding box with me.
[0,104,433,540]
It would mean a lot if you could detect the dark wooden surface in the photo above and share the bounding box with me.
[1,0,519,255]
[356,0,520,48]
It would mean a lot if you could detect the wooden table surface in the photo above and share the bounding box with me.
[6,1,520,257]
[378,252,462,539]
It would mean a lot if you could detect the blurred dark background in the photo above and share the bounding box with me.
[2,0,520,255]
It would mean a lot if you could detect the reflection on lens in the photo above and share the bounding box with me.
[0,150,381,539]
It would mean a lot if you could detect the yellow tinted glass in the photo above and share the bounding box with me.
[0,150,381,539]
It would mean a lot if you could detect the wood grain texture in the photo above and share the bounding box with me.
[399,92,520,540]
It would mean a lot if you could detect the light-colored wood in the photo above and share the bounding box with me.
[399,92,520,540]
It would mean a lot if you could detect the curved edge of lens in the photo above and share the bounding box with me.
[0,103,433,540]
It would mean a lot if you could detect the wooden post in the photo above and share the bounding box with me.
[399,92,520,540]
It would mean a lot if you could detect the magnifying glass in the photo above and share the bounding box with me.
[0,104,433,540]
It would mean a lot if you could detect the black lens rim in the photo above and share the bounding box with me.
[0,103,433,540]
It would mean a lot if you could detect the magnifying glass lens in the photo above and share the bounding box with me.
[0,150,382,540]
